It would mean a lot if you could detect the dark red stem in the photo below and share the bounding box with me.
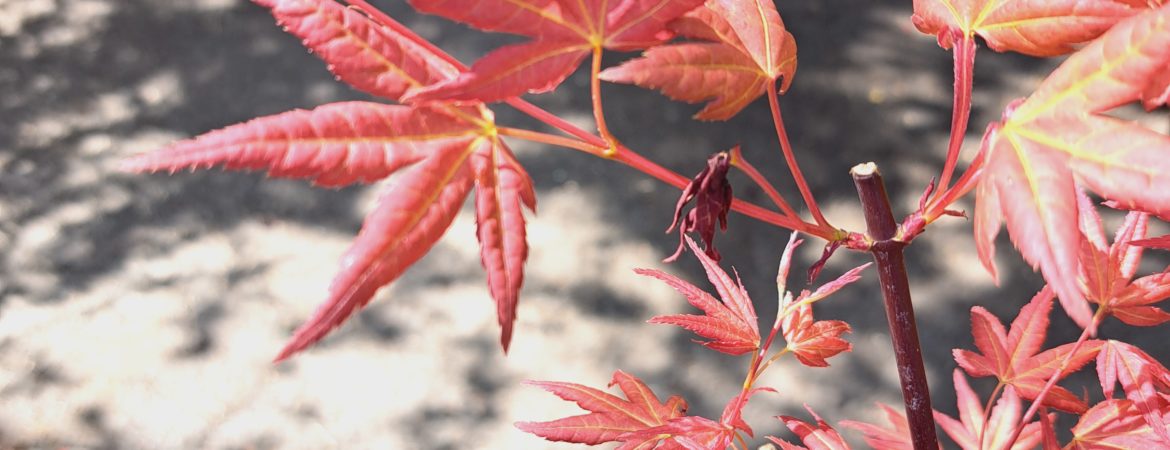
[852,163,939,450]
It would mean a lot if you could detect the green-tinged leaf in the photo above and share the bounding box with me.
[911,0,1144,56]
[972,6,1170,322]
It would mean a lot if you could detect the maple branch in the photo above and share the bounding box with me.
[497,127,606,156]
[1004,310,1103,449]
[851,163,939,450]
[589,46,616,152]
[934,33,977,199]
[729,146,801,218]
[768,85,830,228]
[346,0,608,150]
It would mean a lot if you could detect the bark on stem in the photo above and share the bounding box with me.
[851,163,938,450]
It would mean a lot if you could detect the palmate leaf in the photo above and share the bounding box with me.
[911,0,1147,56]
[953,288,1104,413]
[600,0,797,120]
[406,0,705,103]
[1096,340,1170,444]
[933,370,1049,450]
[126,102,537,360]
[839,403,916,450]
[1070,397,1170,449]
[637,235,760,355]
[972,5,1170,322]
[126,0,543,360]
[254,0,459,101]
[769,405,851,450]
[1076,198,1170,327]
[516,370,690,447]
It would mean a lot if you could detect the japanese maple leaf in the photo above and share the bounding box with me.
[911,0,1150,56]
[780,292,852,368]
[405,0,706,103]
[516,370,691,447]
[600,0,798,120]
[663,151,733,262]
[1069,396,1170,449]
[637,235,760,355]
[769,405,851,450]
[124,0,537,360]
[772,231,868,367]
[1096,340,1170,444]
[934,370,1049,450]
[952,288,1104,413]
[972,5,1170,320]
[839,403,918,450]
[1077,194,1170,327]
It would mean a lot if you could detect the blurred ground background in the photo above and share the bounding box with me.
[2,0,1168,449]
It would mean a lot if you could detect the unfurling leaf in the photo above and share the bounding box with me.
[769,404,851,450]
[665,151,733,262]
[953,288,1104,413]
[601,0,797,120]
[639,235,760,355]
[407,0,705,103]
[972,6,1170,320]
[933,370,1050,450]
[516,370,692,447]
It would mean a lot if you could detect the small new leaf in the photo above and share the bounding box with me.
[769,405,851,450]
[516,370,691,447]
[839,403,916,450]
[639,235,760,355]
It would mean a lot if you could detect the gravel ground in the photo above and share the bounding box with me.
[3,1,1167,449]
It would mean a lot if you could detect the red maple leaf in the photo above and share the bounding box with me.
[839,403,917,450]
[405,0,706,103]
[1096,340,1170,444]
[952,288,1103,413]
[769,405,851,450]
[637,235,760,355]
[1069,396,1170,449]
[933,370,1050,450]
[972,6,1170,326]
[911,0,1151,56]
[600,0,798,120]
[780,293,852,368]
[124,0,536,360]
[515,370,693,447]
[1077,194,1170,327]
